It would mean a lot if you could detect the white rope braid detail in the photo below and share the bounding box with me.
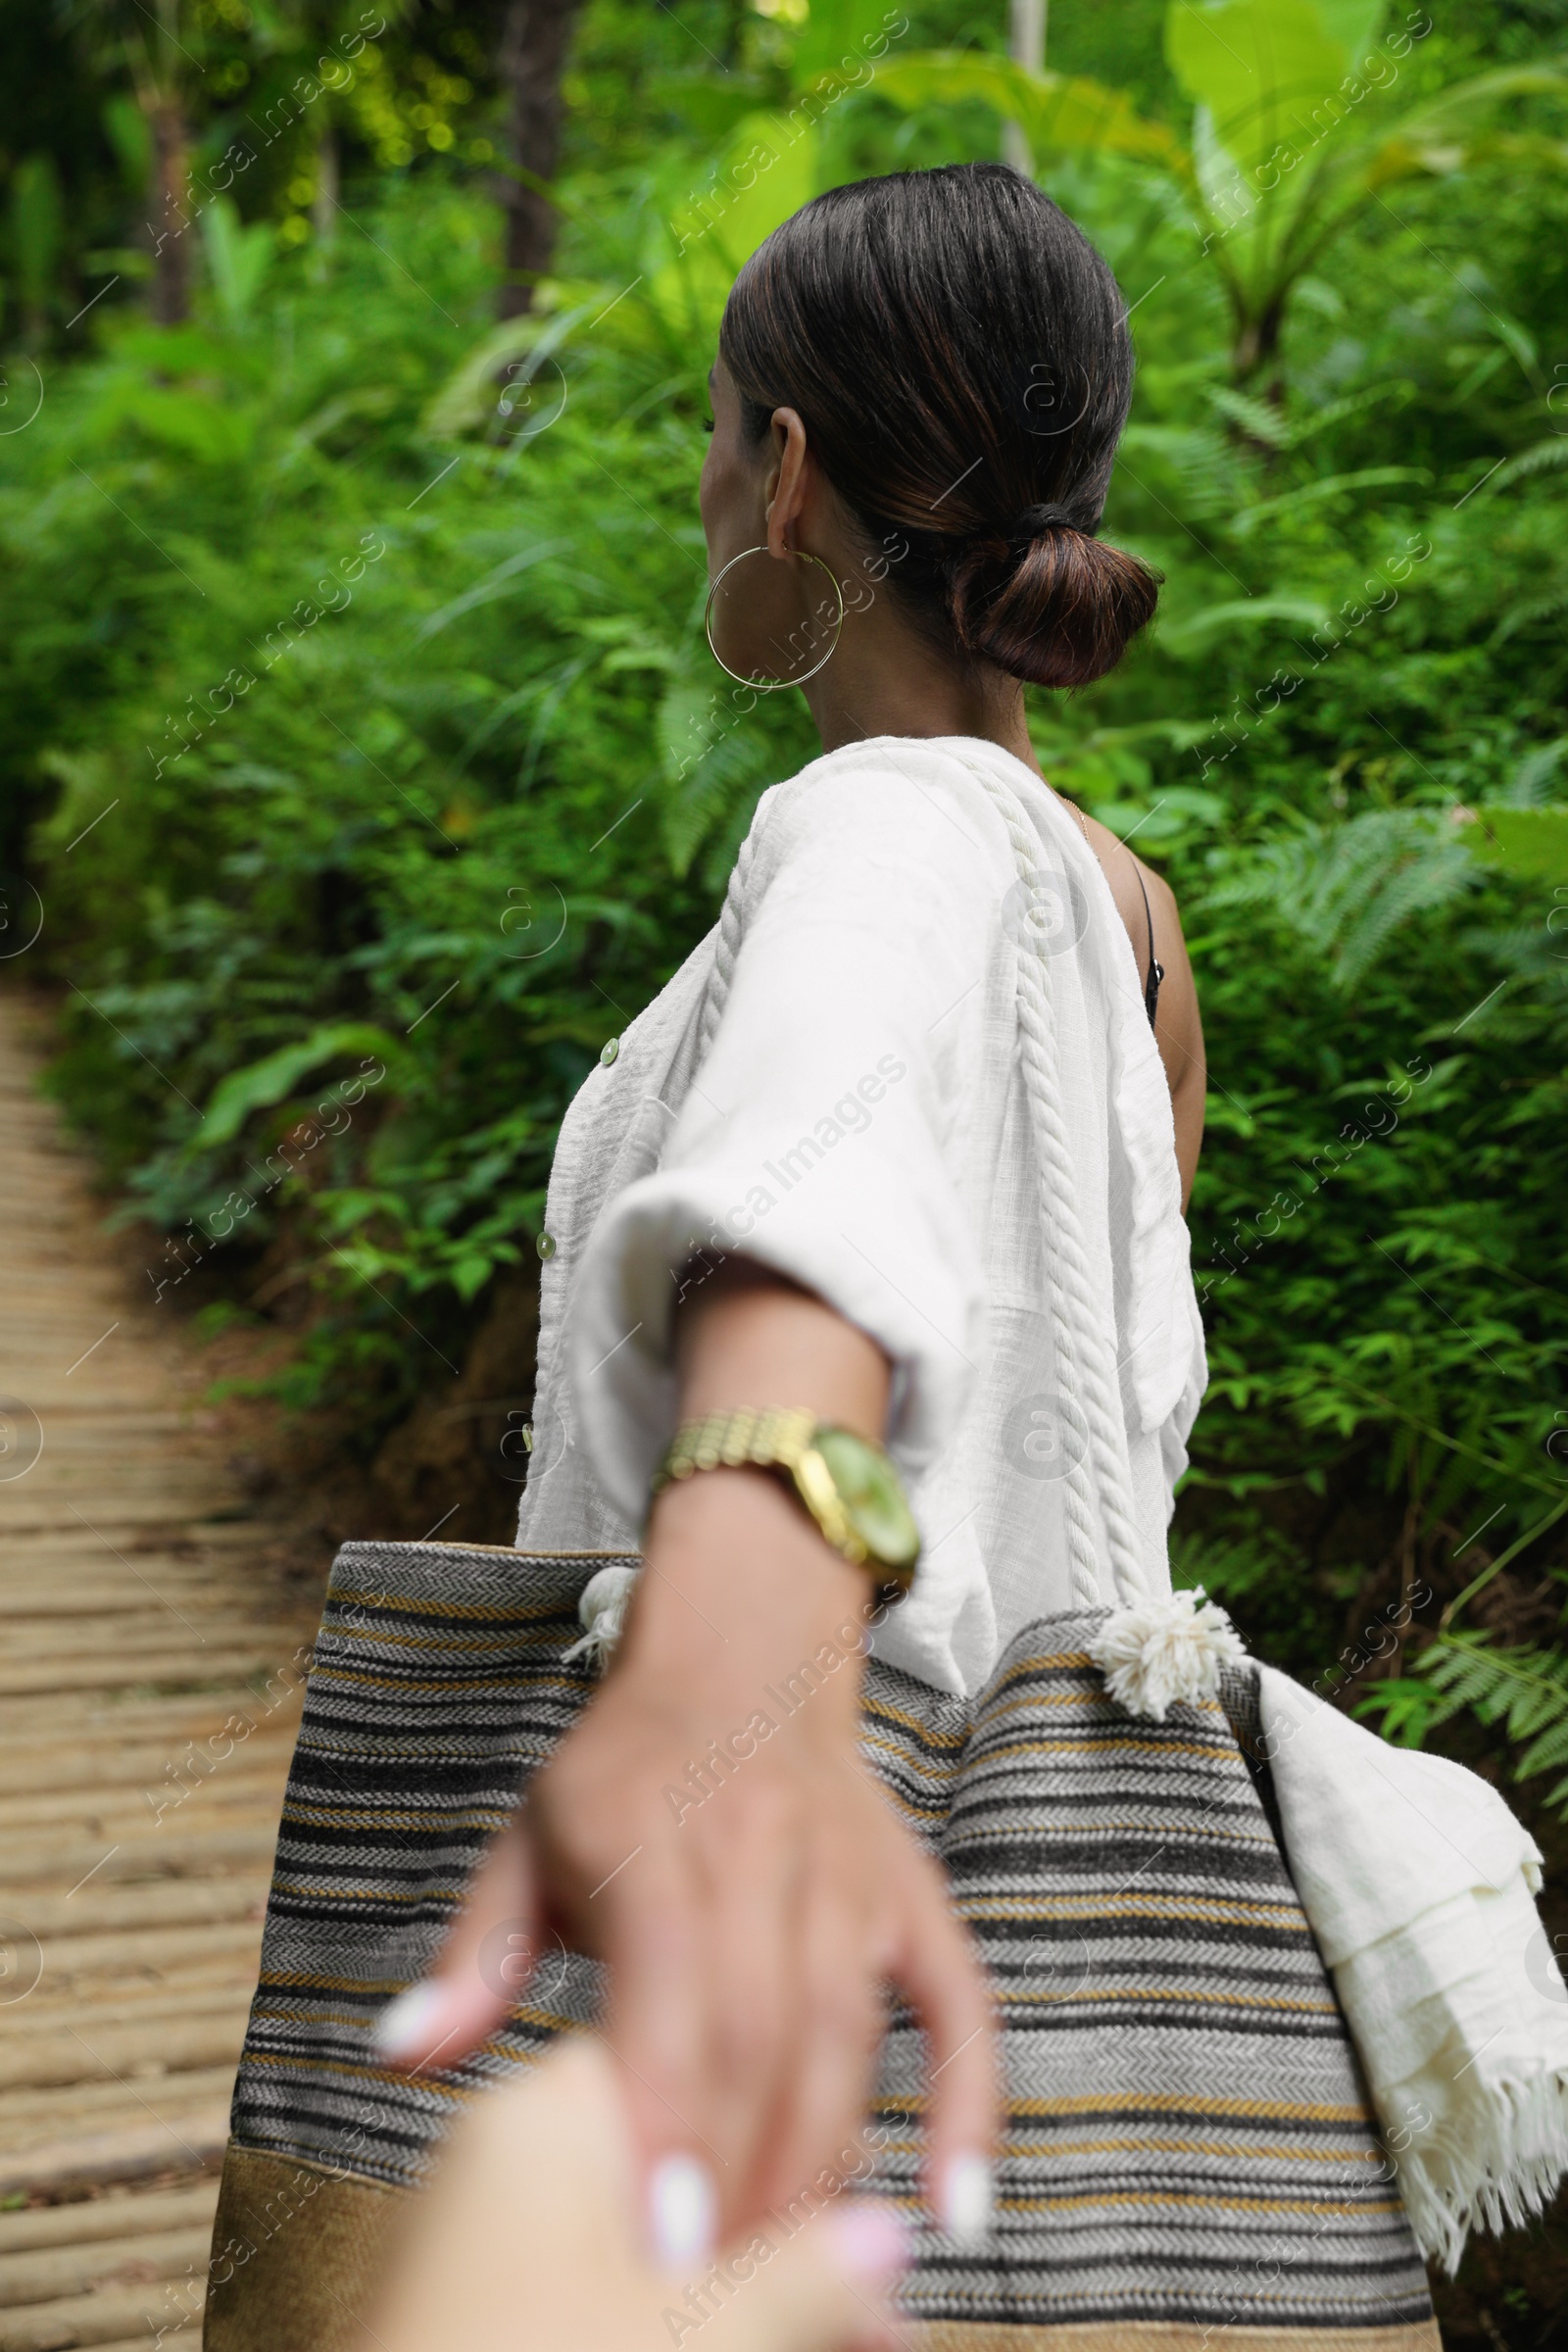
[961,759,1151,1611]
[697,830,755,1059]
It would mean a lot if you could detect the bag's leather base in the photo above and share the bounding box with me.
[204,2144,401,2351]
[202,2145,1441,2352]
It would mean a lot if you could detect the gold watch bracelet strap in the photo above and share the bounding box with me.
[650,1403,820,1493]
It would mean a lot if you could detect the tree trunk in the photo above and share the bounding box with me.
[1004,0,1047,180]
[146,93,190,326]
[496,0,583,319]
[1231,293,1288,404]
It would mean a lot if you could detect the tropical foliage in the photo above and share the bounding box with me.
[5,27,1568,2288]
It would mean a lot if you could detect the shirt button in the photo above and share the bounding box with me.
[600,1037,619,1066]
[536,1232,557,1261]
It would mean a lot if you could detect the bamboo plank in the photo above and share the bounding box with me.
[12,1872,267,1929]
[0,2013,250,2095]
[0,1650,305,1699]
[0,2186,219,2261]
[0,2073,239,2147]
[0,1731,295,1799]
[0,2274,208,2349]
[2,1827,288,1888]
[0,2226,214,2311]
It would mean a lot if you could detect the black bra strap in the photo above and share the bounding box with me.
[1133,862,1163,1031]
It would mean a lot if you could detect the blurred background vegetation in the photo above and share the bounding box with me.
[3,4,1568,2326]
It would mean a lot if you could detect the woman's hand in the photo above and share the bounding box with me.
[368,2033,911,2352]
[376,1264,999,2259]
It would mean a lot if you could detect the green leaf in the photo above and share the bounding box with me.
[1378,1635,1568,1817]
[1463,807,1568,883]
[1157,594,1332,651]
[199,198,274,331]
[421,298,604,440]
[872,53,1191,178]
[790,0,902,88]
[1355,1675,1455,1748]
[651,111,824,343]
[192,1025,407,1152]
[1090,787,1229,848]
[657,672,778,876]
[1207,810,1476,988]
[1493,439,1568,495]
[449,1251,498,1301]
[1322,65,1568,218]
[1166,0,1361,175]
[1230,466,1433,533]
[1313,0,1386,61]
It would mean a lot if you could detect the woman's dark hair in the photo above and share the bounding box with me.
[718,164,1158,689]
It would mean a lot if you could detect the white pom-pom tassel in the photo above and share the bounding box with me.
[1088,1587,1246,1723]
[563,1564,640,1672]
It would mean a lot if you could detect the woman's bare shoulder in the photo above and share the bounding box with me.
[1076,806,1205,1210]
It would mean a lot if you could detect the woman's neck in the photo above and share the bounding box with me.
[799,608,1042,777]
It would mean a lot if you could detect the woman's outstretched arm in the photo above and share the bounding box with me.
[380,1258,999,2258]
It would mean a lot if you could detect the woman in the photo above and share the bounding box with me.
[377,166,1434,2343]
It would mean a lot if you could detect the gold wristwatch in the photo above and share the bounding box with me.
[650,1405,920,1597]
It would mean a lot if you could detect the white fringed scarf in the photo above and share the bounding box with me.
[1257,1662,1568,2273]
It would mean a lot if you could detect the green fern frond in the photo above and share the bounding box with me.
[1206,385,1291,449]
[1268,380,1417,451]
[1493,437,1568,492]
[1492,584,1568,645]
[1519,1716,1568,1781]
[658,679,777,877]
[1120,421,1249,521]
[1356,1675,1470,1746]
[1205,810,1475,988]
[1419,1634,1568,1815]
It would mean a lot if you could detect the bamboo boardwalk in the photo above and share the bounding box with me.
[0,991,318,2351]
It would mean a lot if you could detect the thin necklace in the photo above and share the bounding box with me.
[1064,792,1102,871]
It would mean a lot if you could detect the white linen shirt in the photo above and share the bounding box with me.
[515,734,1205,1696]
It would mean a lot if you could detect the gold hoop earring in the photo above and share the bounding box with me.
[703,545,845,692]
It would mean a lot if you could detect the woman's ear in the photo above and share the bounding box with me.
[764,406,810,558]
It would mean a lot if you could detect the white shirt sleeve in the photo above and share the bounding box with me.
[566,761,1004,1522]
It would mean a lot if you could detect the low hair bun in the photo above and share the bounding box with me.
[720,165,1162,691]
[948,522,1160,691]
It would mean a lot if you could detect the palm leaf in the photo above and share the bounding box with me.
[872,52,1194,182]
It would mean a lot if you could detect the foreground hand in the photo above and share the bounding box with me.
[376,1465,997,2257]
[367,2033,910,2352]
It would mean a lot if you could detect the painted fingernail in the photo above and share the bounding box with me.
[939,2154,995,2251]
[648,2153,717,2269]
[373,1981,454,2063]
[827,2201,909,2285]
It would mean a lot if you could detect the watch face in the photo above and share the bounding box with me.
[812,1429,921,1570]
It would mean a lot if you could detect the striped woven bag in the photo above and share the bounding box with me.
[206,767,1438,2350]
